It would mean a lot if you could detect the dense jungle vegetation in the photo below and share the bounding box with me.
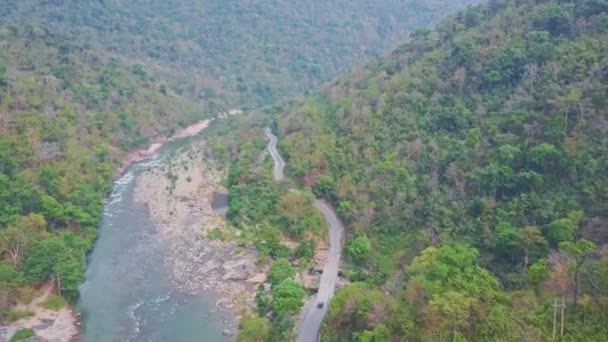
[1,0,482,112]
[0,0,481,326]
[0,20,204,309]
[226,0,608,340]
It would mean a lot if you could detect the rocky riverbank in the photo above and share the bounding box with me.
[133,140,265,330]
[114,119,212,179]
[115,110,242,180]
[0,282,79,342]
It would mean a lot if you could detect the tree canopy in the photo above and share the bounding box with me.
[261,0,608,340]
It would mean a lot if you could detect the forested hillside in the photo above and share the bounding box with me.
[1,0,482,111]
[0,0,483,327]
[261,0,608,340]
[0,22,205,308]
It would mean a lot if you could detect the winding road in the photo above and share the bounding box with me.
[264,127,285,181]
[264,127,344,342]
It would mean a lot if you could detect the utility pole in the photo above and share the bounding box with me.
[560,297,565,337]
[552,297,566,340]
[553,298,557,340]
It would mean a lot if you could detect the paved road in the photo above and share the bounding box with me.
[264,127,285,181]
[296,199,344,342]
[264,127,344,342]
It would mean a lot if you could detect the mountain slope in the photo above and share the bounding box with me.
[1,0,482,111]
[270,0,608,340]
[0,23,205,306]
[0,0,485,324]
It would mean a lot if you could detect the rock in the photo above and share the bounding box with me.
[20,338,46,342]
[222,329,234,337]
[132,141,258,327]
[245,273,267,283]
[302,273,319,290]
[222,258,256,281]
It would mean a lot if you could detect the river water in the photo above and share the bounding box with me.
[78,132,228,341]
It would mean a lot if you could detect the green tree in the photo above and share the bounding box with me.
[23,237,65,282]
[237,317,272,342]
[272,313,295,341]
[40,195,67,228]
[495,222,517,253]
[0,264,24,308]
[529,143,560,173]
[545,210,583,244]
[278,192,310,223]
[347,234,371,264]
[277,191,320,238]
[254,285,272,317]
[315,175,336,199]
[527,259,548,292]
[53,252,85,300]
[0,173,18,225]
[271,279,306,315]
[405,245,507,339]
[268,258,295,286]
[531,3,571,35]
[0,141,17,177]
[422,291,476,341]
[255,225,289,258]
[296,239,315,261]
[408,245,503,301]
[0,59,6,87]
[518,226,548,269]
[559,239,597,305]
[0,226,31,266]
[328,283,394,338]
[0,214,46,265]
[357,324,390,342]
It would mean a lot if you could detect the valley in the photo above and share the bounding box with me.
[1,1,607,341]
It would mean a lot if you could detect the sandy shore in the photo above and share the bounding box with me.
[133,140,265,329]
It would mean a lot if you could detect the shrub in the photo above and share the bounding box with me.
[2,310,34,321]
[42,295,67,311]
[10,328,35,341]
[268,258,295,286]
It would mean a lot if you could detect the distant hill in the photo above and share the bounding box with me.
[1,0,482,112]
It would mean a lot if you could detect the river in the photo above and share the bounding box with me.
[78,126,229,342]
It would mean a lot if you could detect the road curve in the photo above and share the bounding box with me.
[264,127,285,181]
[264,127,344,342]
[296,199,344,342]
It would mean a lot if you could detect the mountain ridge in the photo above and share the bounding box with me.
[259,0,608,340]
